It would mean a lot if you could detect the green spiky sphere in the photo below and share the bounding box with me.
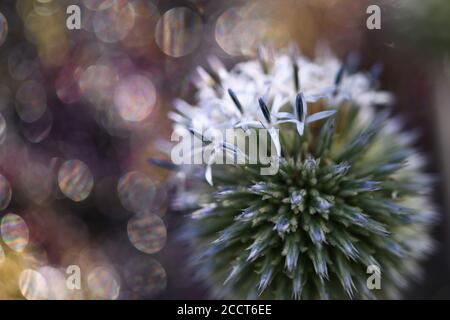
[172,48,435,299]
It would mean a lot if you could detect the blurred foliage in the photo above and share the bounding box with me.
[390,0,450,60]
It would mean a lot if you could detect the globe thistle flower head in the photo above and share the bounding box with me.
[166,46,436,299]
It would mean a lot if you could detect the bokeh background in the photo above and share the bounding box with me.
[0,0,449,299]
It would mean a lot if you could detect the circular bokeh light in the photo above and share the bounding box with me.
[127,214,166,254]
[121,0,160,53]
[49,157,65,200]
[114,74,156,122]
[15,80,47,123]
[0,113,6,144]
[0,174,12,210]
[233,19,267,56]
[19,269,49,300]
[55,64,83,104]
[0,11,8,47]
[0,213,29,252]
[33,0,60,17]
[87,266,121,300]
[214,6,269,57]
[0,245,5,265]
[117,171,156,214]
[215,7,244,56]
[155,7,203,57]
[58,160,94,202]
[8,44,38,81]
[82,0,114,11]
[149,186,168,216]
[93,2,135,43]
[79,64,119,105]
[38,266,68,300]
[124,257,167,298]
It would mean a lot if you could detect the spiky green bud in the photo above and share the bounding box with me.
[168,47,436,299]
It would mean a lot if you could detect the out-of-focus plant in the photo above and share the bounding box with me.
[391,0,450,59]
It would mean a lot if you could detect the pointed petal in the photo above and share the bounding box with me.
[228,89,243,113]
[222,142,247,160]
[194,66,215,87]
[277,119,300,125]
[168,111,187,124]
[207,55,227,79]
[275,112,295,120]
[205,165,213,186]
[296,122,305,136]
[268,127,281,157]
[235,121,265,129]
[335,62,346,86]
[188,128,209,143]
[174,99,197,118]
[147,158,178,171]
[306,110,336,124]
[259,98,272,123]
[222,142,238,154]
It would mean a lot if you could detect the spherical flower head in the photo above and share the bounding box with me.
[167,45,436,299]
